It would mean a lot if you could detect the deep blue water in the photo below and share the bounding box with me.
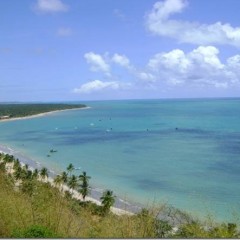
[0,98,240,221]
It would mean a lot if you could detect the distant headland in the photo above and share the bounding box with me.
[0,103,88,121]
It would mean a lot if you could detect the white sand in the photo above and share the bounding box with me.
[0,106,133,216]
[0,150,133,216]
[45,177,133,216]
[0,106,91,122]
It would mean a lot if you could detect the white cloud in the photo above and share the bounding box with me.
[148,49,191,74]
[73,80,121,94]
[149,0,187,20]
[34,0,68,13]
[57,27,72,37]
[227,55,240,70]
[137,72,156,82]
[226,55,240,83]
[112,54,130,68]
[80,48,240,94]
[146,0,240,47]
[189,46,224,69]
[147,45,239,87]
[84,52,110,75]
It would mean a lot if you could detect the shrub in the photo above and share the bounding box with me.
[11,225,59,238]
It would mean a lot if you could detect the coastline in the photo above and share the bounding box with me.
[0,143,186,226]
[0,106,141,216]
[0,104,189,224]
[0,143,136,216]
[0,106,91,122]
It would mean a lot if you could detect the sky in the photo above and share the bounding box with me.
[0,0,240,102]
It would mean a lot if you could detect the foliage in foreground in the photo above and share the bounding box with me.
[11,225,59,238]
[0,153,240,238]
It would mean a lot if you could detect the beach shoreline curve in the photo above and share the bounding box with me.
[0,144,134,216]
[0,106,91,123]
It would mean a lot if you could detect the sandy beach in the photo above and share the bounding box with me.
[0,106,139,216]
[0,146,133,216]
[0,106,91,122]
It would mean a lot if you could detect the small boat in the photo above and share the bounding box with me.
[50,149,57,153]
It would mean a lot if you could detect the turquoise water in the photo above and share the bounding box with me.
[0,98,240,221]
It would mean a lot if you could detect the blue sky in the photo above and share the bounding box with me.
[0,0,240,102]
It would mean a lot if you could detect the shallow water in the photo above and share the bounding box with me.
[0,98,240,221]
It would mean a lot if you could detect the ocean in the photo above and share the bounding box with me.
[0,98,240,221]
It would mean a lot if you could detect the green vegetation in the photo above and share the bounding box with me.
[0,152,240,238]
[79,171,91,201]
[11,225,59,238]
[0,103,86,119]
[100,190,116,215]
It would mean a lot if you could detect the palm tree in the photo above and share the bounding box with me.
[66,163,74,177]
[13,159,20,171]
[3,154,14,172]
[79,171,91,200]
[68,175,78,194]
[3,154,10,163]
[100,190,116,214]
[79,171,91,184]
[32,169,39,179]
[14,166,23,181]
[59,171,68,192]
[60,171,68,184]
[53,175,63,188]
[20,168,28,180]
[26,170,33,180]
[40,167,48,181]
[4,154,14,164]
